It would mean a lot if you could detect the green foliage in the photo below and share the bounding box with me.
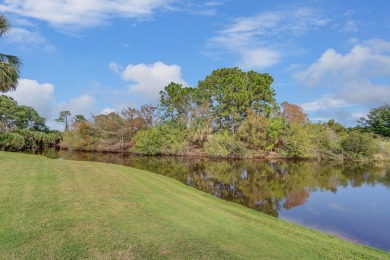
[326,119,346,134]
[281,124,316,158]
[0,15,22,93]
[341,131,379,160]
[0,95,48,131]
[204,131,247,158]
[55,111,72,131]
[51,67,383,161]
[268,117,285,150]
[0,132,24,150]
[159,82,192,128]
[358,104,390,137]
[0,95,55,150]
[132,125,189,155]
[237,110,270,150]
[195,67,277,134]
[311,124,342,160]
[72,114,87,123]
[0,129,61,151]
[62,106,155,152]
[187,117,212,146]
[61,121,99,151]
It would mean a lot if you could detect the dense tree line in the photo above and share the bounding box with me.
[62,67,383,160]
[0,16,385,159]
[61,105,155,152]
[0,96,61,151]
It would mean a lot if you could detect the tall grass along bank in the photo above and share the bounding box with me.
[0,152,388,259]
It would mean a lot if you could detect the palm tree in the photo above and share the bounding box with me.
[0,15,22,92]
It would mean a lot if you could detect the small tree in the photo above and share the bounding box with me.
[281,101,308,125]
[72,114,86,123]
[358,104,390,137]
[55,111,71,131]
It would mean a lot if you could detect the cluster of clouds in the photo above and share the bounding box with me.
[5,27,55,52]
[6,79,97,129]
[110,61,188,102]
[0,0,174,30]
[208,7,331,69]
[0,0,224,30]
[7,61,187,129]
[2,1,389,127]
[295,39,390,123]
[204,6,390,124]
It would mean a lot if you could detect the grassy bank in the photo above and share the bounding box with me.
[0,152,388,259]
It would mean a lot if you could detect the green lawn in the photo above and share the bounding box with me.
[0,152,388,259]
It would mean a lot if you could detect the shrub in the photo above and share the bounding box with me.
[280,124,316,158]
[131,125,189,155]
[0,132,25,151]
[237,111,269,150]
[312,125,343,160]
[204,131,247,158]
[341,131,379,160]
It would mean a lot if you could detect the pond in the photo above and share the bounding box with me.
[32,149,390,251]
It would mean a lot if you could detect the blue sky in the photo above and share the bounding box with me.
[1,0,389,129]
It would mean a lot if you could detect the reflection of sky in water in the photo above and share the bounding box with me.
[280,185,390,251]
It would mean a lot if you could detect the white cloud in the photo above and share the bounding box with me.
[239,48,281,70]
[0,0,173,30]
[58,95,97,116]
[100,107,116,115]
[293,39,390,106]
[208,7,331,69]
[120,61,188,102]
[5,27,56,52]
[6,28,45,45]
[179,1,224,16]
[108,62,123,74]
[6,79,55,119]
[4,78,99,130]
[341,20,358,32]
[300,98,351,112]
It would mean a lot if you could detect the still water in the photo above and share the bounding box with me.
[37,149,390,251]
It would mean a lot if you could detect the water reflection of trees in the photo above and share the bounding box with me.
[56,151,390,217]
[132,157,390,217]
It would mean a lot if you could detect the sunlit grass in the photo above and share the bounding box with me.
[0,152,388,259]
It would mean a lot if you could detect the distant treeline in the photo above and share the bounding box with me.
[61,68,387,160]
[0,95,62,151]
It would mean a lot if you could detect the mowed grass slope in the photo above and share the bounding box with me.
[0,152,388,259]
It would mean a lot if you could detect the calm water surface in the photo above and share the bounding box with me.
[36,149,390,251]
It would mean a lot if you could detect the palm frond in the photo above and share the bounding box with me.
[0,15,11,37]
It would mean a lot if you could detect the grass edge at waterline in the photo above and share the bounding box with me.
[0,152,388,259]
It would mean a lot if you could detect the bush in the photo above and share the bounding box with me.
[341,131,379,160]
[0,132,25,151]
[312,125,343,160]
[237,111,269,150]
[280,124,316,158]
[204,131,247,158]
[131,125,189,155]
[61,121,99,151]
